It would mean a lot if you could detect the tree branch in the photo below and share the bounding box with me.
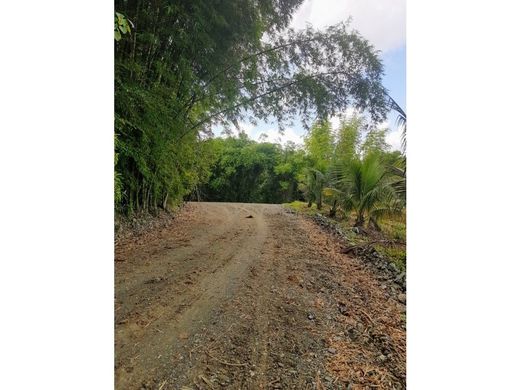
[177,70,351,142]
[200,36,319,92]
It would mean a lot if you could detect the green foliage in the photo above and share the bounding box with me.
[114,134,123,205]
[283,201,327,220]
[301,120,335,209]
[114,0,389,214]
[380,218,406,241]
[333,153,403,227]
[376,244,406,272]
[335,115,363,164]
[304,121,334,172]
[305,168,328,209]
[295,113,405,227]
[114,12,131,41]
[388,157,406,201]
[284,200,317,211]
[199,135,304,203]
[274,142,307,201]
[361,127,390,156]
[387,95,406,153]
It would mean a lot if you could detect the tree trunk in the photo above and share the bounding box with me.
[143,184,149,212]
[369,217,382,232]
[162,192,169,210]
[329,199,337,217]
[152,191,157,212]
[145,184,152,211]
[142,185,147,212]
[128,190,134,216]
[307,199,312,208]
[354,212,365,227]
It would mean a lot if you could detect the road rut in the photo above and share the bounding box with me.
[115,202,406,389]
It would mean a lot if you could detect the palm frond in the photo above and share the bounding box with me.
[322,187,343,197]
[386,94,406,153]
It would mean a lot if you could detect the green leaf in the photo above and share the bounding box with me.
[114,30,121,41]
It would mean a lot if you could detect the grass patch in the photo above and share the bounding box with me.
[375,244,406,272]
[283,201,321,216]
[380,217,406,242]
[285,201,406,273]
[337,220,368,245]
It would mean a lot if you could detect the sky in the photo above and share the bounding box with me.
[216,0,406,151]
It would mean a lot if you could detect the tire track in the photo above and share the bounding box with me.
[115,203,270,389]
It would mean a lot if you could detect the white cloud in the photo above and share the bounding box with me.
[257,127,304,146]
[236,121,255,136]
[330,107,359,130]
[372,120,403,152]
[223,122,304,146]
[385,128,403,152]
[330,116,341,130]
[377,120,390,130]
[290,0,406,53]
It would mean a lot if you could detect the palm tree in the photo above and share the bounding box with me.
[389,158,406,201]
[305,168,327,210]
[386,94,406,203]
[387,95,406,153]
[332,153,403,229]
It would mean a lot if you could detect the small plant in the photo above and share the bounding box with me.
[114,12,132,41]
[381,219,406,241]
[376,244,406,272]
[283,201,320,216]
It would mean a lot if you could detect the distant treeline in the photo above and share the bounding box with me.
[196,135,305,204]
[196,115,405,229]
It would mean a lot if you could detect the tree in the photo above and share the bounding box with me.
[334,115,362,164]
[361,126,390,156]
[326,115,363,216]
[114,0,389,213]
[199,135,304,204]
[387,95,406,153]
[304,168,327,209]
[304,120,334,171]
[333,153,403,229]
[302,120,334,209]
[114,12,132,41]
[274,143,307,202]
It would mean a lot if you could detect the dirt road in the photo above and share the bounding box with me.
[115,202,406,389]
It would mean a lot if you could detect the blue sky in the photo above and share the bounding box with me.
[383,46,406,111]
[381,45,406,150]
[215,0,406,151]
